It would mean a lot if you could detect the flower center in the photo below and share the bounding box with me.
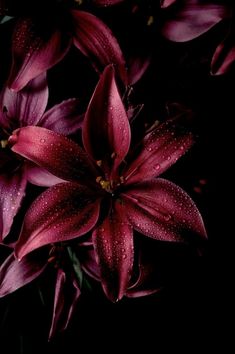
[96,175,125,194]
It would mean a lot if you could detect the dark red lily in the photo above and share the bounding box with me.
[8,2,127,91]
[0,72,83,241]
[10,65,207,302]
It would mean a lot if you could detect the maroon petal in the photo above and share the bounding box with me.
[9,126,97,183]
[161,1,229,42]
[83,65,130,177]
[9,18,71,91]
[2,73,48,126]
[72,10,127,84]
[0,169,27,241]
[124,120,193,185]
[0,251,47,297]
[38,98,83,135]
[15,183,101,260]
[211,33,235,75]
[49,269,81,340]
[92,201,133,302]
[25,162,65,187]
[122,178,207,242]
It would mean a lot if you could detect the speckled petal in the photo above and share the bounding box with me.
[123,178,207,242]
[92,201,133,302]
[72,10,127,84]
[9,126,97,183]
[15,183,101,260]
[124,120,193,185]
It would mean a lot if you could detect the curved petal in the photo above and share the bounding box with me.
[9,18,71,91]
[83,65,130,178]
[211,32,235,75]
[0,168,27,241]
[122,178,207,242]
[25,162,65,187]
[38,98,83,135]
[15,183,101,260]
[0,251,47,297]
[9,126,97,183]
[161,1,229,42]
[92,201,133,302]
[1,73,48,127]
[49,269,81,340]
[72,10,127,84]
[124,120,193,185]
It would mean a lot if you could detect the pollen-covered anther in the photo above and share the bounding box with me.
[96,160,102,167]
[147,15,154,26]
[100,179,111,192]
[48,256,56,264]
[0,139,8,148]
[96,176,103,183]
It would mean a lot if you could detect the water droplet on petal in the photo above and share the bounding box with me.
[155,164,160,170]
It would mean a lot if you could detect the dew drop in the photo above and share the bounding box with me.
[155,164,160,170]
[164,214,172,221]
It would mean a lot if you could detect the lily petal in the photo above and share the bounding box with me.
[0,169,27,241]
[9,18,71,91]
[9,126,97,183]
[92,201,133,302]
[38,98,83,135]
[0,251,47,297]
[25,162,65,187]
[83,65,130,177]
[161,1,229,42]
[122,178,207,242]
[211,33,235,75]
[1,73,48,127]
[49,269,81,340]
[124,120,193,185]
[15,183,101,260]
[72,10,127,84]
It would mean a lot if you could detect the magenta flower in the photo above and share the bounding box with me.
[10,65,206,302]
[8,3,127,91]
[0,72,83,241]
